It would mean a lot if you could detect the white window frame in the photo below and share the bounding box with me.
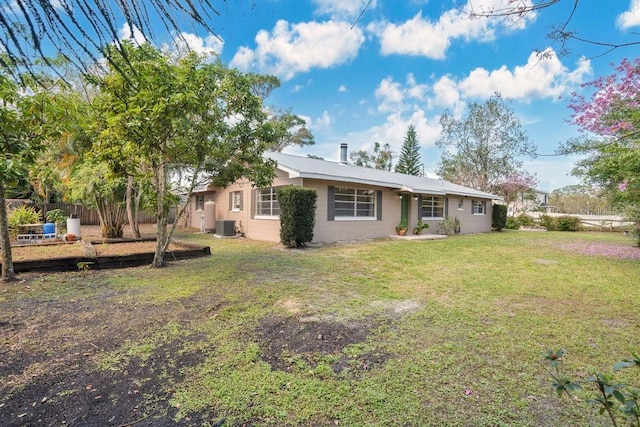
[231,191,242,212]
[421,196,445,219]
[472,200,486,215]
[255,187,280,219]
[334,187,377,220]
[457,198,464,211]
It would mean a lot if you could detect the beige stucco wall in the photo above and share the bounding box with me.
[405,195,492,235]
[188,173,494,243]
[191,170,300,242]
[303,179,403,242]
[444,196,492,234]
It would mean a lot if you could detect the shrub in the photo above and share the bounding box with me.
[46,209,67,234]
[439,216,460,235]
[540,215,583,232]
[8,204,41,239]
[556,215,582,231]
[492,204,507,231]
[506,217,520,230]
[413,219,429,235]
[45,209,66,225]
[277,186,317,248]
[543,349,640,426]
[516,213,535,227]
[539,214,556,231]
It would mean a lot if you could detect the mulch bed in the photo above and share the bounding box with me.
[4,239,211,273]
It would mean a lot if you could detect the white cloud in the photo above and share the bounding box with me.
[348,108,441,152]
[311,110,333,130]
[371,0,535,59]
[371,11,459,59]
[375,77,405,112]
[617,0,640,29]
[230,20,365,80]
[458,49,591,100]
[374,74,430,113]
[168,32,224,57]
[338,84,348,92]
[119,23,146,45]
[313,0,377,20]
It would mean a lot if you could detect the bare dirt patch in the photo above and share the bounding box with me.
[0,271,221,426]
[257,317,389,375]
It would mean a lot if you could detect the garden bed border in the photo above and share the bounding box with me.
[3,239,211,273]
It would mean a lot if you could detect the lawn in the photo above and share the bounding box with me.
[1,230,639,426]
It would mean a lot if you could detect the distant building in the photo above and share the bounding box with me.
[508,189,554,215]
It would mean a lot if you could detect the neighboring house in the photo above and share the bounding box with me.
[185,150,502,243]
[508,189,553,215]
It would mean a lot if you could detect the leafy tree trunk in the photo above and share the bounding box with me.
[0,181,16,282]
[126,175,141,238]
[152,162,169,268]
[95,197,126,238]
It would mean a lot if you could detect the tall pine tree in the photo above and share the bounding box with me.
[395,125,422,176]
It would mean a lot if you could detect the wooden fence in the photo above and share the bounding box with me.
[528,212,633,231]
[8,200,174,225]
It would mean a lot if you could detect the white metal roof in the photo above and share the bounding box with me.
[267,152,503,200]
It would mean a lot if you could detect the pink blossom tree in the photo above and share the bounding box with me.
[566,58,640,245]
[493,173,539,216]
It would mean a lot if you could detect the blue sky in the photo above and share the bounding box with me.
[98,1,640,191]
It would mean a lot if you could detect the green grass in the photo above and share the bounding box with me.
[6,230,640,426]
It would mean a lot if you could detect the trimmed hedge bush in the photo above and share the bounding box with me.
[492,204,507,231]
[277,186,317,247]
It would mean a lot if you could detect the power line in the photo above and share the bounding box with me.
[351,0,373,29]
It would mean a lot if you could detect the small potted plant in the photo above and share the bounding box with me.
[46,209,67,236]
[396,219,408,236]
[413,219,429,235]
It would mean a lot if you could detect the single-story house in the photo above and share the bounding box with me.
[185,147,502,243]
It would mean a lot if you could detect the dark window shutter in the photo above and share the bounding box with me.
[444,197,449,217]
[417,195,423,218]
[328,186,335,221]
[251,190,256,219]
[376,190,382,221]
[229,192,233,211]
[239,191,243,211]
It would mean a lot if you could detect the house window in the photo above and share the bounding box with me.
[196,194,205,211]
[230,191,243,212]
[421,196,445,218]
[457,198,464,211]
[472,200,486,215]
[255,187,280,217]
[334,187,376,219]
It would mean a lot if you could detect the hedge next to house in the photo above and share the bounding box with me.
[277,187,318,248]
[492,204,507,231]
